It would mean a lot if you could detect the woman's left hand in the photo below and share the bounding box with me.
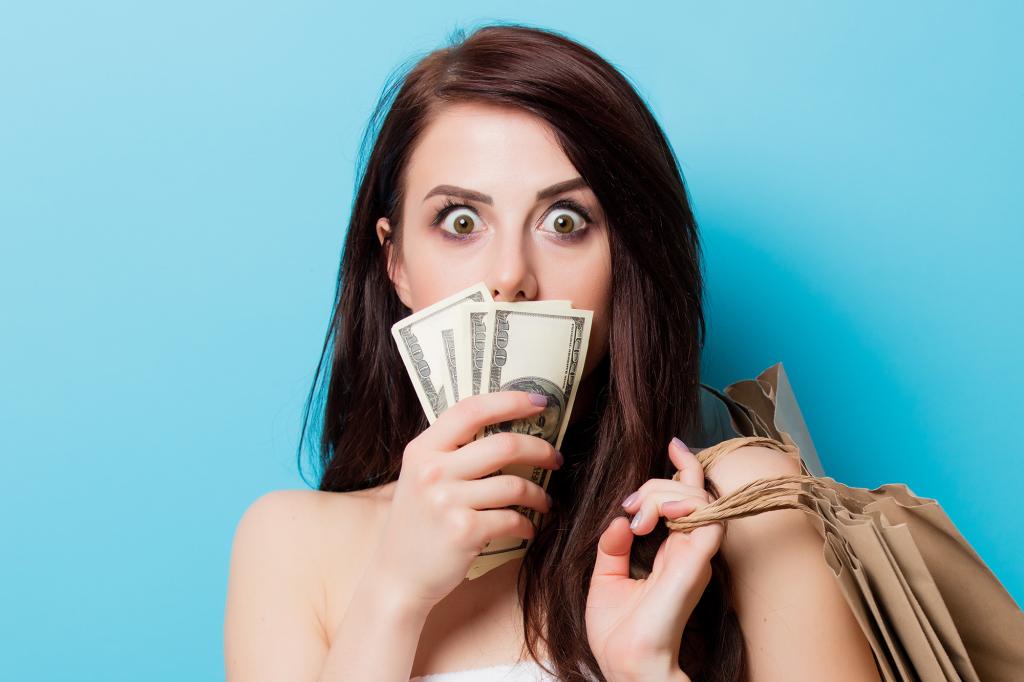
[585,438,724,682]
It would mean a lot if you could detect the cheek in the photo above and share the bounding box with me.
[401,237,482,310]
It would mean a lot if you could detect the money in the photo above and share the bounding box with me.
[465,302,592,579]
[391,282,593,580]
[390,283,494,423]
[453,300,572,404]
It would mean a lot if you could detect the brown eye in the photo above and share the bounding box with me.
[435,205,482,238]
[541,206,588,239]
[552,213,575,234]
[452,213,475,234]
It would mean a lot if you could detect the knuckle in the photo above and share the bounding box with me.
[460,399,484,424]
[416,459,444,486]
[492,432,518,458]
[503,475,529,498]
[425,485,452,510]
[506,509,534,538]
[447,508,476,544]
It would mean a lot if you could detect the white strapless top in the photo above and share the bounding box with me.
[410,660,558,681]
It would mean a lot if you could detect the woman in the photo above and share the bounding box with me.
[224,23,880,681]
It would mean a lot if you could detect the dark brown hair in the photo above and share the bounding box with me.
[298,21,745,681]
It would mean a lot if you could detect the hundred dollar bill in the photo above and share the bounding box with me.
[390,283,493,423]
[466,304,593,580]
[451,300,572,405]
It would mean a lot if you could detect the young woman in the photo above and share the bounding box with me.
[225,23,880,682]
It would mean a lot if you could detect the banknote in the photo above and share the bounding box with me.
[450,300,572,405]
[390,282,493,423]
[390,284,592,580]
[465,304,593,580]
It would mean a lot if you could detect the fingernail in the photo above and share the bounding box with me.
[629,509,643,530]
[555,450,564,467]
[528,393,548,407]
[671,437,689,452]
[546,493,553,508]
[621,491,639,508]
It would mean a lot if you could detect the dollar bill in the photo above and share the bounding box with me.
[390,283,493,423]
[391,285,592,580]
[452,300,572,405]
[465,304,593,580]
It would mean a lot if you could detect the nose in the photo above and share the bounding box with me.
[486,229,538,303]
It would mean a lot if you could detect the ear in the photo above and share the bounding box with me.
[376,217,413,309]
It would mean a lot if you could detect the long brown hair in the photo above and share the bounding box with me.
[298,21,745,681]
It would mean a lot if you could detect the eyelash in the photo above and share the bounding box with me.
[429,198,594,242]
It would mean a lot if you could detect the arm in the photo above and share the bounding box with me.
[707,446,881,682]
[224,490,431,682]
[224,490,329,681]
[316,568,431,681]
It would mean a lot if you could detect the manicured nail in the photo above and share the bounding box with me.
[629,509,643,530]
[528,393,548,407]
[546,493,553,508]
[555,450,564,467]
[662,500,685,515]
[671,437,689,452]
[622,491,639,508]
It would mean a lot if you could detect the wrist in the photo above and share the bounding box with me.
[355,566,436,625]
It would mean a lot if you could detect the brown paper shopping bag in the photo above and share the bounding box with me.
[671,362,1024,681]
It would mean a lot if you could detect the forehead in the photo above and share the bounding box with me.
[404,102,579,194]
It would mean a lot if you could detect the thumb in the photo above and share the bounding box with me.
[646,522,724,605]
[687,521,725,557]
[592,516,634,580]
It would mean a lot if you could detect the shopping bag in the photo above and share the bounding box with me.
[670,362,1024,681]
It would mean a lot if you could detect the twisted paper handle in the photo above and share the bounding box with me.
[666,435,822,532]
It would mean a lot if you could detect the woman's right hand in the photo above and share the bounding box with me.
[367,390,564,615]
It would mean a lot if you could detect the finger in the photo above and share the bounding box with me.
[687,521,725,555]
[457,473,552,514]
[646,526,721,608]
[473,507,539,546]
[592,516,634,581]
[423,391,548,450]
[451,431,561,481]
[621,480,707,513]
[661,496,709,519]
[628,491,711,535]
[668,437,704,489]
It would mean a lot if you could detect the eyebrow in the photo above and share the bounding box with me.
[421,177,589,205]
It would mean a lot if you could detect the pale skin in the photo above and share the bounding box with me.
[224,102,881,681]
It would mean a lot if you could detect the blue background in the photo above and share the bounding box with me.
[2,2,1020,679]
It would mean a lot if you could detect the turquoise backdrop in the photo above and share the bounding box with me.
[2,2,1020,679]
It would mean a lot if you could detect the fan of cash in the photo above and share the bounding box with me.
[391,282,593,579]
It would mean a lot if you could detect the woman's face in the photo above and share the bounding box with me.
[377,102,612,380]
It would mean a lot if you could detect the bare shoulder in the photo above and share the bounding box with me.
[224,488,386,681]
[701,446,880,680]
[703,443,803,498]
